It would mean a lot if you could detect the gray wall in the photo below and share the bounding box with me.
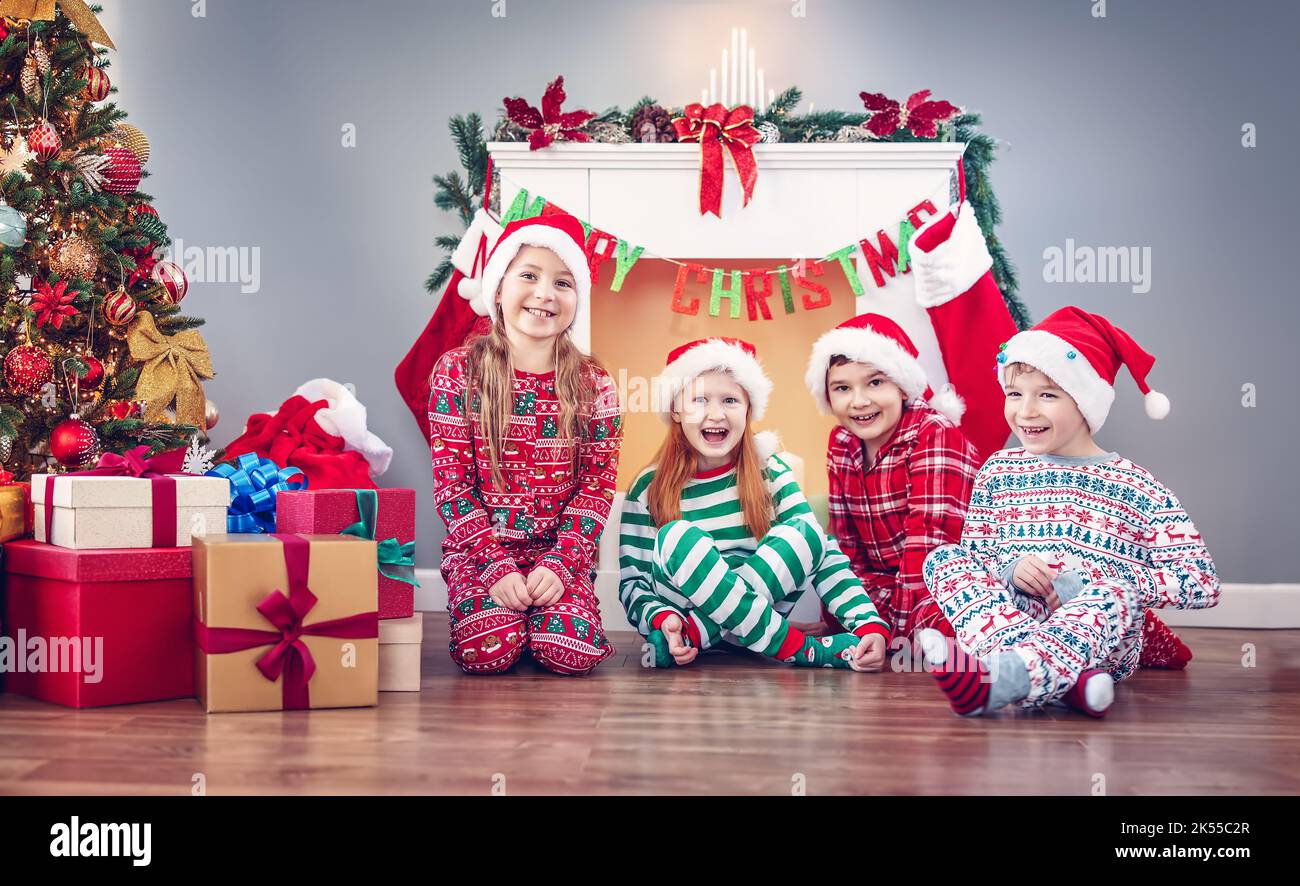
[109,0,1298,581]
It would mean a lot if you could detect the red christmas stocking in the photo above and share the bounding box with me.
[910,202,1018,463]
[394,267,490,443]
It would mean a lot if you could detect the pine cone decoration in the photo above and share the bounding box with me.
[630,104,676,144]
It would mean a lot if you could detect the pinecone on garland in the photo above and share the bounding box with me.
[630,103,676,143]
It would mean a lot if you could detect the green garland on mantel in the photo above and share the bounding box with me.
[428,86,1029,330]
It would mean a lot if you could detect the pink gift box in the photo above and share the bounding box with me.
[274,489,416,619]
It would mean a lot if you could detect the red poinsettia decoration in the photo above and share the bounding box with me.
[123,245,158,288]
[859,89,960,139]
[504,76,594,151]
[32,278,80,329]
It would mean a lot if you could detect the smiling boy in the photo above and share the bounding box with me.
[917,306,1219,717]
[805,313,981,640]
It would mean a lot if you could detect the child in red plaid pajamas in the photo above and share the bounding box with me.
[802,201,1017,641]
[430,214,622,676]
[805,313,984,640]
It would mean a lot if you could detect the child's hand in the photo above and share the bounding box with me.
[1013,555,1058,599]
[850,632,887,672]
[525,565,564,608]
[488,572,532,611]
[661,614,698,666]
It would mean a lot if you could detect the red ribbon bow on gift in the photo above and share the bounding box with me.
[672,103,762,218]
[43,444,187,548]
[193,534,379,710]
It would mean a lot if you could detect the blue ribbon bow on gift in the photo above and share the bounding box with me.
[207,453,308,533]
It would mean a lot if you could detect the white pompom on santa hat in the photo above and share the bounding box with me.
[654,337,773,424]
[803,312,966,423]
[997,305,1169,433]
[449,208,504,316]
[473,212,592,324]
[294,378,393,478]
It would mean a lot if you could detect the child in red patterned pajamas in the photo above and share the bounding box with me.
[430,214,622,676]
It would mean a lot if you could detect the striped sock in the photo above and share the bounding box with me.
[1061,668,1115,718]
[917,629,991,716]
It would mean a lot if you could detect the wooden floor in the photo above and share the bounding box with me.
[1,616,1297,795]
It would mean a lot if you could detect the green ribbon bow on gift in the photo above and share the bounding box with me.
[340,489,420,588]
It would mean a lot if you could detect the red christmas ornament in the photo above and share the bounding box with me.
[32,278,80,329]
[503,76,594,151]
[50,417,101,468]
[4,344,53,395]
[102,144,142,195]
[77,354,104,389]
[82,65,111,101]
[28,121,62,159]
[859,89,959,139]
[151,260,188,304]
[109,399,144,420]
[132,203,159,220]
[102,287,137,325]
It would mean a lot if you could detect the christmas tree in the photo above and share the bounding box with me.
[0,5,212,479]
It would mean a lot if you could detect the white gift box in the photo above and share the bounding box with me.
[378,612,423,692]
[31,473,230,550]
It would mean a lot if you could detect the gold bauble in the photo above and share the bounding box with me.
[112,123,150,165]
[204,398,219,430]
[48,235,100,279]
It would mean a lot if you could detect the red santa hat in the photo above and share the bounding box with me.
[473,213,591,324]
[997,305,1169,432]
[655,337,773,423]
[804,313,965,423]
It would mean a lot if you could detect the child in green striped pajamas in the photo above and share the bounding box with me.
[618,337,891,670]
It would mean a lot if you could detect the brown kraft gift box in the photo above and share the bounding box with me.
[192,534,379,713]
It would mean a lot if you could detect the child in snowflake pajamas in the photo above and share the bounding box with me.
[619,338,891,670]
[918,307,1219,716]
[431,214,622,676]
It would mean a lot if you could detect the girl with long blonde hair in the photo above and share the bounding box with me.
[430,214,622,676]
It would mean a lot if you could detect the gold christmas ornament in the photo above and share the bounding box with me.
[126,311,214,427]
[20,54,39,101]
[48,235,99,279]
[112,123,150,165]
[204,398,219,430]
[29,35,50,76]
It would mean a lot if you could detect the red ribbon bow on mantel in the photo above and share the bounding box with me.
[193,534,379,710]
[672,102,762,218]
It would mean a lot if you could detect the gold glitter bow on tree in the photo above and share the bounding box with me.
[0,0,115,48]
[126,312,214,427]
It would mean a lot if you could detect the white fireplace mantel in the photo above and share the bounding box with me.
[488,140,968,384]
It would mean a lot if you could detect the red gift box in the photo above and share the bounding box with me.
[2,540,194,708]
[274,488,416,619]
